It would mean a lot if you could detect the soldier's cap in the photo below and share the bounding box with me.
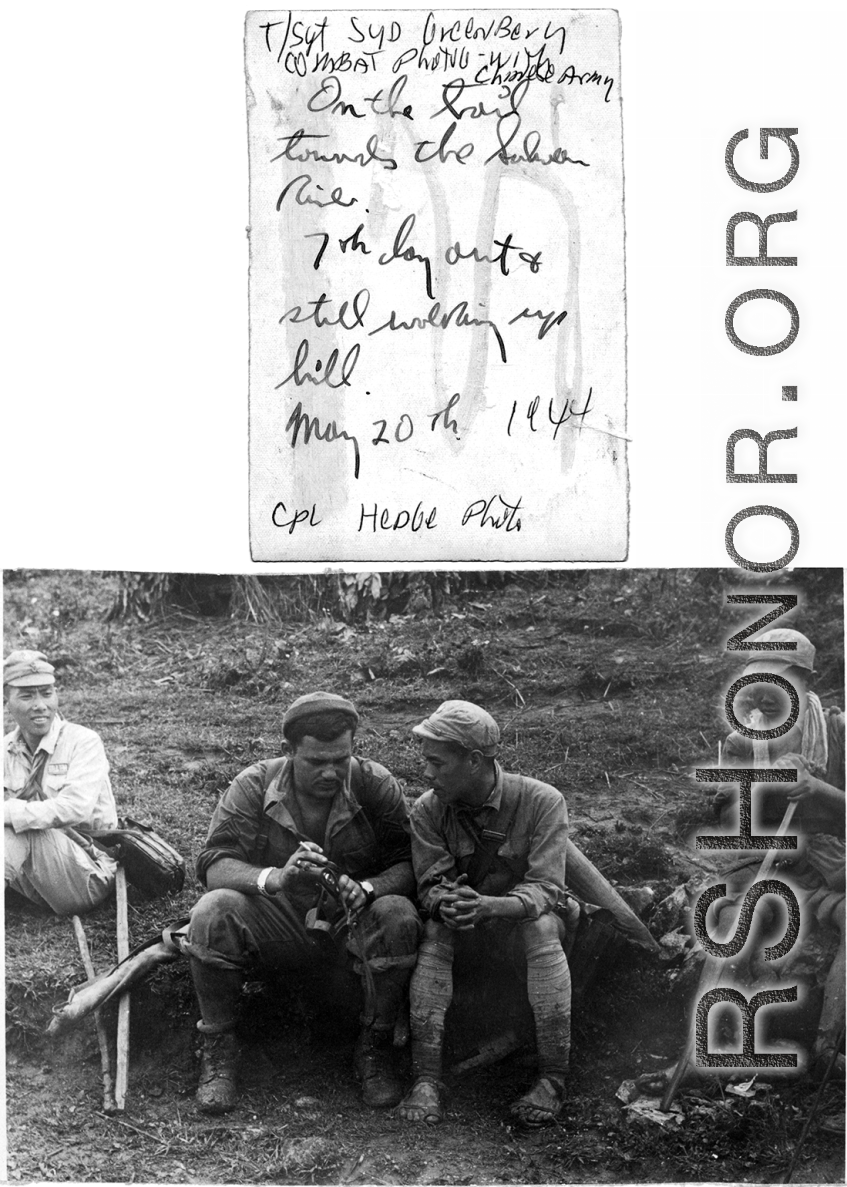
[413,700,500,756]
[282,691,359,736]
[3,650,56,688]
[742,629,815,677]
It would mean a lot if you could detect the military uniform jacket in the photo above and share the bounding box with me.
[196,756,413,889]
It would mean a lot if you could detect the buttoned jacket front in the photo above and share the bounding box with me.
[4,715,118,833]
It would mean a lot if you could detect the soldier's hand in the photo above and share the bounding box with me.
[277,842,328,890]
[338,874,368,914]
[440,885,482,930]
[774,752,812,797]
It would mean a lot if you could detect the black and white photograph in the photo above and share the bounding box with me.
[3,568,844,1181]
[2,0,846,1184]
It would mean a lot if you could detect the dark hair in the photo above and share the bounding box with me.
[284,710,357,749]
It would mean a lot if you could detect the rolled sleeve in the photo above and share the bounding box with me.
[4,732,110,833]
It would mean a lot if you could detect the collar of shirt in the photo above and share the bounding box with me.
[8,714,64,761]
[454,762,504,817]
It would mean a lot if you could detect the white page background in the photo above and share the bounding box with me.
[2,1,845,574]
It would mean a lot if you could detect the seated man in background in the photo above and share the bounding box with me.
[4,649,118,915]
[711,628,844,1070]
[398,700,571,1128]
[184,691,421,1114]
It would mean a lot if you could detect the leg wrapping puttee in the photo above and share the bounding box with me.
[525,940,572,1080]
[409,939,454,1080]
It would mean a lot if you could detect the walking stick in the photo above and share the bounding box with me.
[114,865,130,1110]
[782,1024,846,1182]
[71,916,117,1113]
[660,798,798,1111]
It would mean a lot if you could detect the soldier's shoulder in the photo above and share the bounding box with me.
[502,768,564,804]
[355,756,396,784]
[58,719,105,747]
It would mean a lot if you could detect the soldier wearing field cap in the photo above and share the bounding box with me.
[711,628,844,1072]
[398,700,572,1128]
[184,691,421,1114]
[4,649,118,915]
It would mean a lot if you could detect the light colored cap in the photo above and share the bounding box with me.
[282,691,359,736]
[743,628,815,676]
[3,650,56,688]
[413,700,500,756]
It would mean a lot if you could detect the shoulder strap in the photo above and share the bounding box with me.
[455,793,522,883]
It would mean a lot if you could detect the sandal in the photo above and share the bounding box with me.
[396,1076,445,1125]
[510,1076,565,1127]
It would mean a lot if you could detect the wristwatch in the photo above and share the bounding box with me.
[359,880,376,907]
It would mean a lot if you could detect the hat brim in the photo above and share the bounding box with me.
[6,673,56,688]
[412,722,498,756]
[742,659,800,678]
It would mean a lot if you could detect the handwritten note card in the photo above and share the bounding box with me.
[247,10,627,561]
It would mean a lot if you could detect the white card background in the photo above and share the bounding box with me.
[2,1,845,574]
[247,10,627,561]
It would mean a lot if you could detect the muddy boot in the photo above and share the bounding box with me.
[355,1025,403,1108]
[196,1031,241,1114]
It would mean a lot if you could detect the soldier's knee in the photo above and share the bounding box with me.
[369,895,422,947]
[520,912,564,948]
[423,917,453,946]
[189,889,249,937]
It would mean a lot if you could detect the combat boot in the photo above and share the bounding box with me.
[355,1025,403,1108]
[196,1030,240,1114]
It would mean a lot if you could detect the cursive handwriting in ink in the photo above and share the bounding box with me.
[279,290,370,332]
[377,214,434,300]
[487,124,590,167]
[307,76,366,120]
[305,227,371,271]
[272,501,322,533]
[462,494,523,531]
[358,502,438,532]
[508,306,567,339]
[286,402,361,479]
[271,130,397,171]
[446,234,542,277]
[557,64,616,102]
[506,390,594,440]
[369,302,507,364]
[432,77,530,123]
[275,339,360,389]
[414,122,475,165]
[429,392,462,438]
[362,75,414,120]
[276,174,357,211]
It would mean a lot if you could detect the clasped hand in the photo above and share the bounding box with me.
[439,878,489,930]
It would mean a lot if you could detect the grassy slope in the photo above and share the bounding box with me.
[3,569,844,1183]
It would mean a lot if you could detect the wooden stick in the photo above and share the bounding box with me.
[71,916,117,1113]
[114,866,130,1111]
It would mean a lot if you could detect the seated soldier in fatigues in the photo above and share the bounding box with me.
[398,700,571,1128]
[183,692,422,1114]
[4,649,118,915]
